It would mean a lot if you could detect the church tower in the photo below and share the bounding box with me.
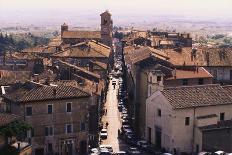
[61,23,68,37]
[100,10,113,47]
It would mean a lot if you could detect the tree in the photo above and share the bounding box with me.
[113,31,124,40]
[0,120,32,144]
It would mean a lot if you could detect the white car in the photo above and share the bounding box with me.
[100,129,108,139]
[215,151,226,155]
[99,145,113,152]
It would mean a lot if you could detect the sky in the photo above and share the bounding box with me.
[0,0,232,26]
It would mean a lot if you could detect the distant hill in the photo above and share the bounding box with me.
[0,33,50,53]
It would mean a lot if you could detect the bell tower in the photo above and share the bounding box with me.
[100,10,113,47]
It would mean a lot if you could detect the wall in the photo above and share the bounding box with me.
[205,66,232,84]
[164,78,212,87]
[11,97,90,155]
[202,128,232,152]
[146,91,232,154]
[146,91,173,152]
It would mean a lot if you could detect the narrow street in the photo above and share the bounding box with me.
[101,78,128,152]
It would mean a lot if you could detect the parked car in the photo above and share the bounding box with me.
[113,151,127,155]
[99,145,113,152]
[100,148,111,155]
[215,151,226,155]
[126,147,141,155]
[137,140,149,150]
[198,152,211,155]
[100,129,108,139]
[90,148,100,155]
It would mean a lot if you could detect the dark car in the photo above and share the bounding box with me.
[126,147,142,155]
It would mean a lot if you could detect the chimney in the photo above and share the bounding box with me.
[96,83,99,93]
[53,88,57,96]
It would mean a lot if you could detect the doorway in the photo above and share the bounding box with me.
[155,127,162,149]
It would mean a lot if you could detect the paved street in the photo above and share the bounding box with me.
[101,78,128,152]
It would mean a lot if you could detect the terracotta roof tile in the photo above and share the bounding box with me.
[166,67,212,80]
[0,113,20,126]
[162,84,232,109]
[53,41,110,58]
[62,31,101,39]
[3,84,90,103]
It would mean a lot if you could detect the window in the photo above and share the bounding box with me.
[185,117,190,126]
[66,102,72,113]
[157,109,161,117]
[45,126,53,136]
[220,113,225,121]
[66,124,73,134]
[157,76,161,82]
[47,104,53,114]
[213,70,217,79]
[150,76,152,83]
[198,78,204,85]
[182,79,188,86]
[26,106,32,116]
[230,70,232,80]
[80,122,86,131]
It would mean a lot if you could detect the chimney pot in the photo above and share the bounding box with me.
[53,88,57,96]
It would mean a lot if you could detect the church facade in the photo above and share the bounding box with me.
[61,11,113,47]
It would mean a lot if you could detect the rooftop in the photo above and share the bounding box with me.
[3,83,90,103]
[62,31,101,39]
[166,67,213,80]
[162,84,232,109]
[0,113,20,126]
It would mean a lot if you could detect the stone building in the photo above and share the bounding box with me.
[124,46,213,138]
[145,84,232,154]
[2,83,91,155]
[61,11,113,47]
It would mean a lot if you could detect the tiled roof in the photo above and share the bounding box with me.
[3,84,90,103]
[48,37,62,47]
[166,67,212,80]
[222,85,232,97]
[0,113,20,126]
[53,41,110,58]
[62,31,101,39]
[200,120,232,130]
[21,46,45,53]
[203,48,232,66]
[0,70,31,85]
[125,46,169,65]
[58,60,101,79]
[9,52,41,60]
[162,84,232,109]
[163,48,206,66]
[91,60,107,69]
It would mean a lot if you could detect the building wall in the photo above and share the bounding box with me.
[202,128,232,152]
[146,91,173,151]
[205,67,232,84]
[9,97,90,155]
[146,91,232,154]
[164,78,212,87]
[137,69,148,138]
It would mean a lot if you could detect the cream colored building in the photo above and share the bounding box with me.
[146,83,232,154]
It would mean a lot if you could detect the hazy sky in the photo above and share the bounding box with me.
[1,0,232,16]
[0,0,232,26]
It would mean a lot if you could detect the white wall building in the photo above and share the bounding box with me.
[146,84,232,154]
